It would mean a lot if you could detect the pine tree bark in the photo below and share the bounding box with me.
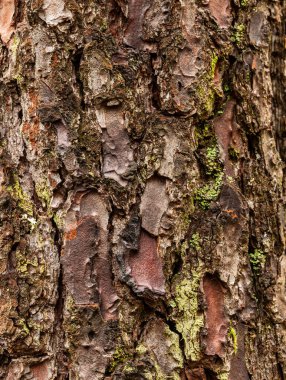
[0,0,285,379]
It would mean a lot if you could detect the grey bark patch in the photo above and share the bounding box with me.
[142,319,183,376]
[249,11,265,46]
[140,176,168,236]
[96,108,134,186]
[38,0,72,26]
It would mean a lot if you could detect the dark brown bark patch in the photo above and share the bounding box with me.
[124,0,153,49]
[185,367,207,380]
[62,216,98,305]
[229,323,250,380]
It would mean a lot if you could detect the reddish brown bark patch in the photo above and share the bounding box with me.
[208,0,232,28]
[0,0,15,43]
[22,119,40,150]
[128,230,165,293]
[203,274,228,356]
[30,361,50,380]
[214,100,242,176]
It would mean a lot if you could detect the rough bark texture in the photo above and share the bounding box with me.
[0,0,285,379]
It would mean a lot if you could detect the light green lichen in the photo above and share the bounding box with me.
[180,196,195,234]
[8,175,34,216]
[249,249,266,272]
[15,249,44,275]
[123,363,135,374]
[174,264,204,361]
[231,24,246,46]
[196,53,220,116]
[21,214,37,230]
[240,0,248,6]
[11,34,20,59]
[197,85,216,115]
[228,147,240,161]
[164,326,184,369]
[136,327,183,379]
[143,371,153,380]
[153,361,165,380]
[109,346,132,372]
[193,138,224,210]
[228,325,238,354]
[218,372,229,380]
[205,144,221,175]
[136,343,148,355]
[210,54,218,78]
[35,180,52,209]
[195,171,223,210]
[53,212,64,229]
[189,233,202,251]
[17,318,30,337]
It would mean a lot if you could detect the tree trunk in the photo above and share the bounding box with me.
[0,0,285,379]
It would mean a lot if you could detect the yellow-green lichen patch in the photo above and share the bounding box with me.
[136,343,148,355]
[109,346,132,372]
[228,324,238,354]
[194,171,223,210]
[249,249,266,272]
[231,24,246,46]
[173,265,204,361]
[53,211,64,230]
[218,372,229,380]
[205,144,221,176]
[35,179,52,209]
[195,53,221,117]
[63,295,82,339]
[210,54,219,79]
[189,233,202,251]
[11,34,20,56]
[240,0,248,7]
[16,318,30,338]
[15,247,45,276]
[193,137,224,210]
[8,175,34,216]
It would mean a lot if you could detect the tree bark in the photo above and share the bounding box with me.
[0,0,285,379]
